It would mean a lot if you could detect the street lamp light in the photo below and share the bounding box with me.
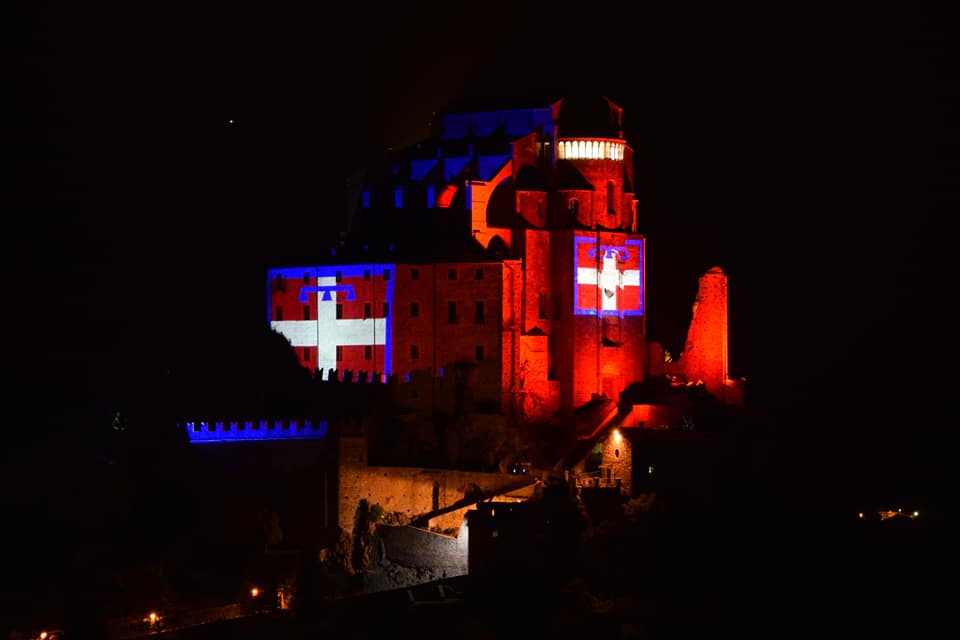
[144,611,162,633]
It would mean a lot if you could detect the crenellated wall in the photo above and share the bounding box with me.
[182,418,328,443]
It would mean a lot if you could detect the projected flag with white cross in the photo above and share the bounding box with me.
[574,235,643,316]
[268,264,395,376]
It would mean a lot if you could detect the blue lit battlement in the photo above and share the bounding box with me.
[183,419,328,444]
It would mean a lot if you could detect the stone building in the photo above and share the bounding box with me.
[266,94,740,432]
[182,93,748,596]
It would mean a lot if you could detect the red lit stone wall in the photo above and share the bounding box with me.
[390,262,504,409]
[566,155,627,228]
[680,266,728,397]
[388,264,435,381]
[511,129,541,173]
[523,229,552,334]
[572,315,603,407]
[621,145,637,232]
[516,190,548,227]
[501,259,523,413]
[548,230,577,412]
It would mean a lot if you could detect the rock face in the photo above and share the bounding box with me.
[361,524,468,594]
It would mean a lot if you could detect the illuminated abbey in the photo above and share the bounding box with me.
[266,94,742,432]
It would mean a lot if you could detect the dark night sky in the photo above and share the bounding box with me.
[7,2,955,494]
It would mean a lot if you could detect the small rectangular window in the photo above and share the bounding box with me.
[475,345,485,361]
[336,304,343,319]
[410,344,419,360]
[364,345,372,360]
[475,301,485,324]
[447,301,457,324]
[275,306,283,321]
[364,302,371,318]
[303,305,310,320]
[475,268,484,280]
[411,268,419,281]
[410,301,419,317]
[336,346,344,361]
[448,268,457,280]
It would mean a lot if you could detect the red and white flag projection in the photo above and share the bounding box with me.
[268,265,394,376]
